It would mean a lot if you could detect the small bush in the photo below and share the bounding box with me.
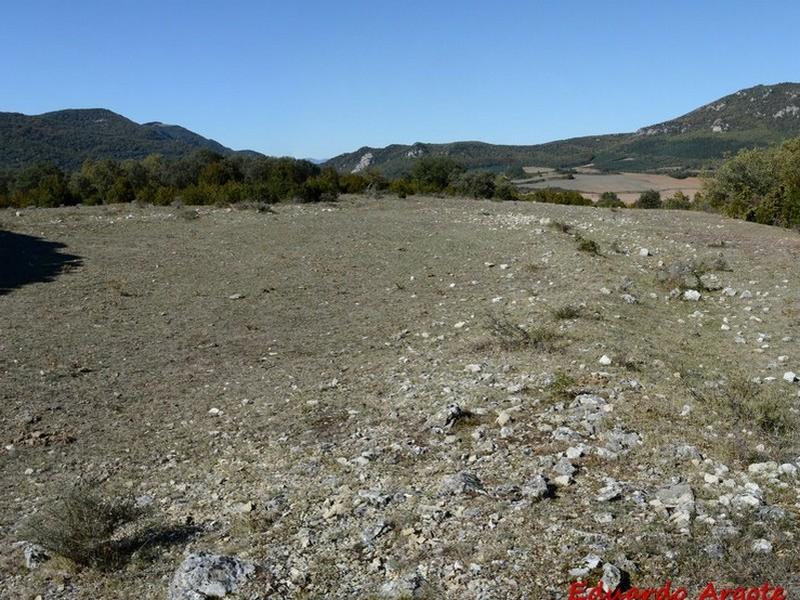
[451,171,495,199]
[596,191,625,208]
[634,189,662,209]
[525,188,592,206]
[664,191,692,210]
[552,304,582,319]
[551,371,576,399]
[388,178,417,198]
[178,207,199,220]
[298,174,339,203]
[21,485,144,569]
[576,235,601,255]
[549,220,572,234]
[493,178,519,201]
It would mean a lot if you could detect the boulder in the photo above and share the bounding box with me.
[168,552,255,600]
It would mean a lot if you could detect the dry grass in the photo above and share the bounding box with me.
[483,311,559,352]
[20,484,197,571]
[690,377,799,462]
[21,485,144,569]
[548,220,572,234]
[551,304,582,320]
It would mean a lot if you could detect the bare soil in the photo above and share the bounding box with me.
[517,172,703,203]
[2,197,800,598]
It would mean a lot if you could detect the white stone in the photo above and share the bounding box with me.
[783,371,798,383]
[598,355,612,366]
[752,539,773,553]
[169,553,255,600]
[553,475,572,487]
[683,290,701,301]
[496,411,512,427]
[565,446,584,459]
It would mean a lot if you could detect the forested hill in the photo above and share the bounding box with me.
[326,82,800,176]
[0,108,260,170]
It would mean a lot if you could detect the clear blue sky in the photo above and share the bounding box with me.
[2,1,799,158]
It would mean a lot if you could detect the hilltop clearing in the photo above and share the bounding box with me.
[2,197,800,598]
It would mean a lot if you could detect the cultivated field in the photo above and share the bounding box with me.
[517,170,703,204]
[2,197,800,598]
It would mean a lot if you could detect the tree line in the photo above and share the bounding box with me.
[0,150,378,208]
[698,137,800,228]
[2,141,799,232]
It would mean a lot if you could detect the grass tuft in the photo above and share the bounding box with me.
[551,304,582,320]
[575,235,602,255]
[484,311,559,352]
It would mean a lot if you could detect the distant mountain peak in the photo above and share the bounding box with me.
[0,108,261,170]
[326,82,800,176]
[635,82,800,137]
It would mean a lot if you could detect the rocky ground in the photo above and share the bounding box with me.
[1,196,800,599]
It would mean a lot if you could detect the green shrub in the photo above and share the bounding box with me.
[576,235,601,255]
[410,156,465,193]
[525,188,592,206]
[338,173,369,194]
[494,178,519,201]
[596,191,625,208]
[298,172,339,203]
[1,152,330,208]
[551,370,576,399]
[634,189,662,209]
[177,184,216,205]
[664,191,691,210]
[451,171,495,199]
[388,178,417,198]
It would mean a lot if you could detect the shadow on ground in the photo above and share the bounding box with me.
[0,230,82,294]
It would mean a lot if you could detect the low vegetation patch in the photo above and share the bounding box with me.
[549,220,573,234]
[575,235,602,256]
[20,484,197,571]
[521,188,593,206]
[691,377,799,459]
[551,304,583,320]
[596,191,625,208]
[483,311,559,352]
[550,370,577,400]
[21,485,145,569]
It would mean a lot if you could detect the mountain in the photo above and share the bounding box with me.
[326,82,800,176]
[0,108,261,170]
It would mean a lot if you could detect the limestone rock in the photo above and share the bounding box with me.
[168,552,255,600]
